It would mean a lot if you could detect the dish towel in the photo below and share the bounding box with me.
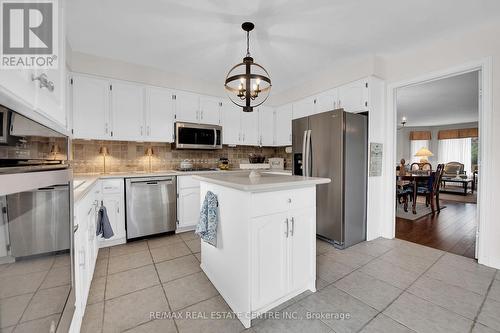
[96,205,114,239]
[195,191,219,247]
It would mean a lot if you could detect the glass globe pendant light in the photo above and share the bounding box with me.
[224,22,272,112]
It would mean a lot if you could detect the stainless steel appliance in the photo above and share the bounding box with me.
[175,122,222,149]
[293,109,368,249]
[0,106,7,144]
[6,185,70,257]
[125,177,177,239]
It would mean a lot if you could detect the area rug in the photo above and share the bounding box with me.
[396,201,446,221]
[439,185,477,203]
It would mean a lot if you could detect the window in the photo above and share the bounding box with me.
[438,138,472,176]
[410,140,430,164]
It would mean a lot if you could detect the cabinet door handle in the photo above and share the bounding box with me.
[284,218,289,238]
[290,217,295,236]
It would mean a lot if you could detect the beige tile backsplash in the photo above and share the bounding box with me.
[71,140,292,174]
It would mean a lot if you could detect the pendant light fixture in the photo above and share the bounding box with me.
[224,22,271,112]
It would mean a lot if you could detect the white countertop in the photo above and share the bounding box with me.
[193,172,330,192]
[73,169,293,202]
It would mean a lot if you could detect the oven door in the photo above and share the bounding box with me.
[175,122,222,149]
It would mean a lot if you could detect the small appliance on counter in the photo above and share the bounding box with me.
[218,157,230,170]
[268,157,284,170]
[248,153,265,163]
[179,159,193,170]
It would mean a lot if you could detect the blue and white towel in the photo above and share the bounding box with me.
[195,191,219,247]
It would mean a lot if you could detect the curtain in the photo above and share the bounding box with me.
[438,138,472,176]
[410,140,430,164]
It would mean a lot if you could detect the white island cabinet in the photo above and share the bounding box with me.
[193,172,330,328]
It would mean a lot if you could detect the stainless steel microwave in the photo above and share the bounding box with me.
[175,122,222,149]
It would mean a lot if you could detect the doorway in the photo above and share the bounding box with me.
[394,71,480,258]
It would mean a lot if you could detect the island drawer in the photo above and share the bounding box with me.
[251,187,315,217]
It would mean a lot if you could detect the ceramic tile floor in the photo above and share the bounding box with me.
[0,253,71,332]
[81,233,500,333]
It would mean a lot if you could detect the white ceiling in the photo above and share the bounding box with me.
[67,0,500,96]
[397,71,479,127]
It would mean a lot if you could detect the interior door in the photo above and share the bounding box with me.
[111,81,145,140]
[72,75,110,139]
[147,87,174,142]
[251,212,288,310]
[309,110,344,244]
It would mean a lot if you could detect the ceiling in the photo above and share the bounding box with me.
[397,71,479,127]
[67,0,500,96]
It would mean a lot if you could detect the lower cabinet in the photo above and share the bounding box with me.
[251,206,315,310]
[99,179,126,246]
[177,176,200,232]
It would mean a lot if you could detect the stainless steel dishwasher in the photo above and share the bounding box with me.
[6,184,70,257]
[125,177,176,239]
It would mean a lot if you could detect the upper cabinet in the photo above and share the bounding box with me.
[275,104,292,146]
[174,92,221,125]
[199,95,222,125]
[338,78,369,113]
[174,90,200,124]
[221,100,241,145]
[292,96,315,120]
[258,106,275,146]
[314,88,338,114]
[110,81,144,140]
[71,75,111,140]
[71,74,174,142]
[221,100,274,147]
[146,87,175,142]
[0,0,66,130]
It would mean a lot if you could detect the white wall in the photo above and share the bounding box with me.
[378,19,500,269]
[70,51,226,98]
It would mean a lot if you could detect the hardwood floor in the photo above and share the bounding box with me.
[396,200,477,259]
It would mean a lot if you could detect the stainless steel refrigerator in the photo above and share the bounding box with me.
[292,109,368,249]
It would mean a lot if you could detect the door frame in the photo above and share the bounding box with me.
[384,57,493,266]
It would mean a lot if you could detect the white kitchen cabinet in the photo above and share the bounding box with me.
[292,96,315,120]
[111,81,144,140]
[241,110,259,146]
[287,207,315,292]
[338,78,369,113]
[251,212,288,309]
[314,88,338,114]
[0,0,66,129]
[275,104,292,146]
[199,95,221,125]
[99,179,126,247]
[71,75,111,140]
[145,87,175,142]
[221,100,242,145]
[177,176,201,232]
[199,183,318,329]
[174,90,200,123]
[258,106,275,146]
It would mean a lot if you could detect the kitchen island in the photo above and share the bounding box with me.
[193,172,330,328]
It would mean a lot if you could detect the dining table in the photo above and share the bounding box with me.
[397,172,432,214]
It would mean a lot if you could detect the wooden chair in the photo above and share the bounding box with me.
[410,163,420,171]
[407,164,444,213]
[396,181,411,212]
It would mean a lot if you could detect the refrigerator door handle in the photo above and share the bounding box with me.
[305,129,312,177]
[302,130,307,176]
